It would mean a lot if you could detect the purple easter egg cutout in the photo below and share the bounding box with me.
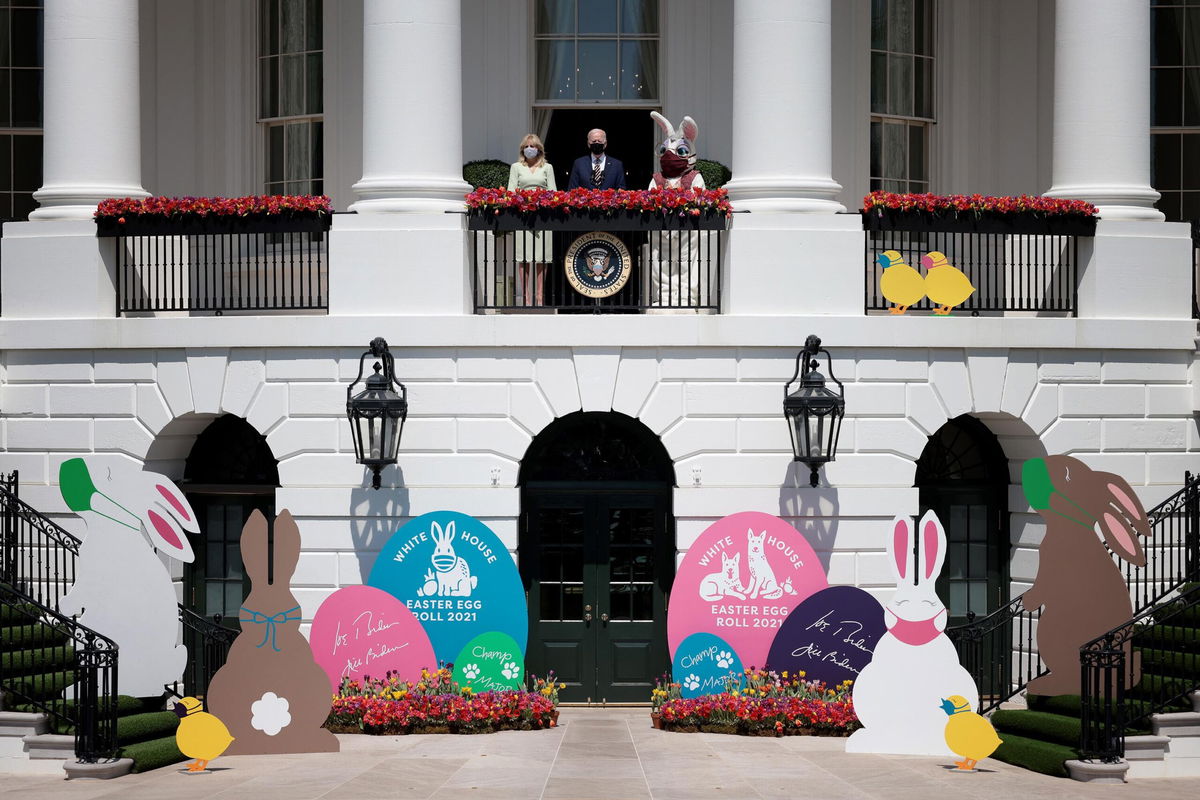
[668,511,828,669]
[310,585,436,691]
[766,586,886,688]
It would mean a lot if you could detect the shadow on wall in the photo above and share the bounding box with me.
[347,467,410,585]
[778,460,840,575]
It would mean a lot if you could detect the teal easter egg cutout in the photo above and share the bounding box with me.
[452,631,525,692]
[367,511,527,664]
[672,632,743,698]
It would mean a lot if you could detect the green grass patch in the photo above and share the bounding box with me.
[116,711,178,745]
[0,623,69,649]
[991,710,1081,747]
[120,736,185,773]
[989,732,1076,778]
[0,645,74,676]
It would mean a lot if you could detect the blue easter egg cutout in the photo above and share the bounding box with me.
[367,511,526,664]
[672,632,743,698]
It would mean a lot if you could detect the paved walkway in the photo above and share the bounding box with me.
[3,708,1198,799]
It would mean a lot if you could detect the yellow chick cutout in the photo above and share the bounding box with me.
[173,696,235,773]
[941,694,1002,771]
[877,249,976,315]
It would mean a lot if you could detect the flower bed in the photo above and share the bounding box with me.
[96,194,333,222]
[325,669,562,735]
[651,669,859,737]
[861,191,1097,217]
[465,186,733,216]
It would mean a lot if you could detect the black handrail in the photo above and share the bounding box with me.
[1078,583,1200,762]
[948,470,1200,713]
[0,581,119,762]
[1,470,82,612]
[946,595,1044,714]
[178,606,237,699]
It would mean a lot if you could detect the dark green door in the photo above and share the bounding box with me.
[524,488,670,703]
[184,493,275,628]
[924,488,1007,626]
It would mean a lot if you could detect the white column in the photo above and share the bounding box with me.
[723,0,844,213]
[31,0,147,221]
[351,0,471,212]
[1046,0,1163,221]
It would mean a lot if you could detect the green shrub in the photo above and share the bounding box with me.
[463,160,511,190]
[695,159,732,189]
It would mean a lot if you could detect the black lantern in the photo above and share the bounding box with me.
[346,337,408,490]
[783,334,845,488]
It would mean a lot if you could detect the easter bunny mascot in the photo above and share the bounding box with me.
[846,510,980,756]
[645,112,707,310]
[58,457,199,698]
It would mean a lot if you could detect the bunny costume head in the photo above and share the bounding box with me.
[651,111,701,187]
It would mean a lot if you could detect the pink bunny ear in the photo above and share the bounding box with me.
[889,516,912,582]
[144,505,195,562]
[917,510,947,583]
[681,115,699,143]
[154,482,200,533]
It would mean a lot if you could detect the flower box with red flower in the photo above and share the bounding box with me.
[861,191,1098,237]
[465,187,732,232]
[94,194,334,237]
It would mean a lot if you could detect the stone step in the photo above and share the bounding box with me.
[22,733,73,760]
[0,711,48,738]
[1125,734,1170,761]
[1151,711,1200,737]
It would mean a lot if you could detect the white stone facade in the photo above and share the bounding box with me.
[4,338,1197,629]
[0,0,1196,667]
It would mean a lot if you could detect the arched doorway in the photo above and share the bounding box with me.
[915,415,1010,626]
[519,411,674,703]
[180,414,279,628]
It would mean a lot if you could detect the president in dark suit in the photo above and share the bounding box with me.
[566,128,627,190]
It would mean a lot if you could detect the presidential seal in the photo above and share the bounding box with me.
[564,232,632,298]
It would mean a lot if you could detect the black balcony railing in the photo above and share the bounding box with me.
[98,215,330,316]
[467,211,726,313]
[863,211,1092,316]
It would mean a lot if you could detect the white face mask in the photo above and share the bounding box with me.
[523,146,540,160]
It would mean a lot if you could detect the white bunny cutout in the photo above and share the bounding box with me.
[58,456,199,697]
[845,510,980,756]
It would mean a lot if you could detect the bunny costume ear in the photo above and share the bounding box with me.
[271,510,302,585]
[431,520,444,542]
[650,110,673,139]
[240,510,270,584]
[681,116,699,144]
[444,520,456,542]
[916,510,947,583]
[888,516,913,583]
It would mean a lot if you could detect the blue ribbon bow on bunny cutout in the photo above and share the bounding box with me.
[240,605,302,652]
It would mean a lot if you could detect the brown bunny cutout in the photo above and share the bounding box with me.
[206,510,338,754]
[1021,455,1152,697]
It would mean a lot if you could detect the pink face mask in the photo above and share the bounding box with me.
[888,609,945,646]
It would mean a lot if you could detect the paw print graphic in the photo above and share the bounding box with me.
[716,651,734,670]
[684,674,701,691]
[462,664,480,681]
[501,661,521,680]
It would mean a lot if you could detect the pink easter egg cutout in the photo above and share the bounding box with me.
[310,585,435,691]
[668,511,828,669]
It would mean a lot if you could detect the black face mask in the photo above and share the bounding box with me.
[589,142,606,155]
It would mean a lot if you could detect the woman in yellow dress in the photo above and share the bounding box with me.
[507,134,555,307]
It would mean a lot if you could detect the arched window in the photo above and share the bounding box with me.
[915,415,1009,623]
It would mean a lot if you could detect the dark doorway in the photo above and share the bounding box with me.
[519,411,674,704]
[543,108,658,190]
[915,415,1010,626]
[181,415,279,629]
